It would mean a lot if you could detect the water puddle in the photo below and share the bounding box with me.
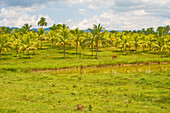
[38,64,170,75]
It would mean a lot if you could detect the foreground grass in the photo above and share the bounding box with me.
[0,68,169,112]
[0,45,169,112]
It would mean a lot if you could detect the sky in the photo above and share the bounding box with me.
[0,0,169,30]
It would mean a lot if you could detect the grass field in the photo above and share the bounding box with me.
[0,45,170,71]
[0,64,170,112]
[0,46,170,112]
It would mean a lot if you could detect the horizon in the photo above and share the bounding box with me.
[0,0,170,30]
[0,25,165,32]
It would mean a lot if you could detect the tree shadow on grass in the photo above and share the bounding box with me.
[113,50,124,53]
[56,51,78,55]
[18,57,31,59]
[0,58,11,60]
[1,53,13,56]
[148,51,169,56]
[52,57,73,59]
[1,68,18,72]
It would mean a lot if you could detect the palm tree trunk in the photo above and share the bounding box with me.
[92,45,93,56]
[47,48,49,57]
[51,40,54,47]
[95,42,98,59]
[0,48,1,60]
[27,50,31,59]
[76,42,78,54]
[79,50,81,60]
[40,38,42,49]
[135,44,137,51]
[159,48,161,55]
[149,45,151,51]
[33,49,35,55]
[161,51,163,57]
[63,45,65,59]
[16,48,19,57]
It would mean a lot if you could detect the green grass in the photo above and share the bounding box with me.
[0,67,169,112]
[0,45,170,71]
[0,45,170,112]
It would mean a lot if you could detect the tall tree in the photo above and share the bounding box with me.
[22,33,38,59]
[155,34,166,57]
[49,24,62,31]
[164,25,170,35]
[37,28,47,48]
[22,23,32,33]
[0,26,11,34]
[71,28,84,54]
[38,17,48,28]
[47,30,58,47]
[132,34,140,51]
[88,24,107,59]
[157,26,164,37]
[0,34,11,59]
[57,24,71,59]
[11,33,22,57]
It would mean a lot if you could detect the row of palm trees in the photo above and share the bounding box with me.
[0,18,170,60]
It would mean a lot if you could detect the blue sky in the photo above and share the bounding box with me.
[0,0,169,30]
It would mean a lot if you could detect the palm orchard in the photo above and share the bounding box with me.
[0,17,170,60]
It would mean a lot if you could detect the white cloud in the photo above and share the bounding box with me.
[88,5,99,10]
[0,0,56,7]
[68,10,170,30]
[78,9,85,15]
[64,0,115,10]
[0,0,169,30]
[113,0,170,18]
[0,6,55,28]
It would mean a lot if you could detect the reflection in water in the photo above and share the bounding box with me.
[42,64,170,75]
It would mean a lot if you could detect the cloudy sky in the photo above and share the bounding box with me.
[0,0,169,30]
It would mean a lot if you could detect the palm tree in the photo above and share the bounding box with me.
[0,34,11,59]
[12,28,19,33]
[166,35,170,56]
[164,25,170,35]
[146,27,155,35]
[71,28,84,54]
[88,24,105,59]
[49,24,62,31]
[87,29,96,56]
[11,33,22,57]
[120,35,130,52]
[57,24,72,59]
[37,28,47,48]
[22,33,38,59]
[22,23,32,33]
[38,17,47,28]
[155,35,166,57]
[47,30,58,47]
[132,34,140,51]
[146,34,156,51]
[0,26,11,34]
[157,26,164,37]
[139,35,148,52]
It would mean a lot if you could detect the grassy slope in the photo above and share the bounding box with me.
[0,45,170,112]
[0,70,169,112]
